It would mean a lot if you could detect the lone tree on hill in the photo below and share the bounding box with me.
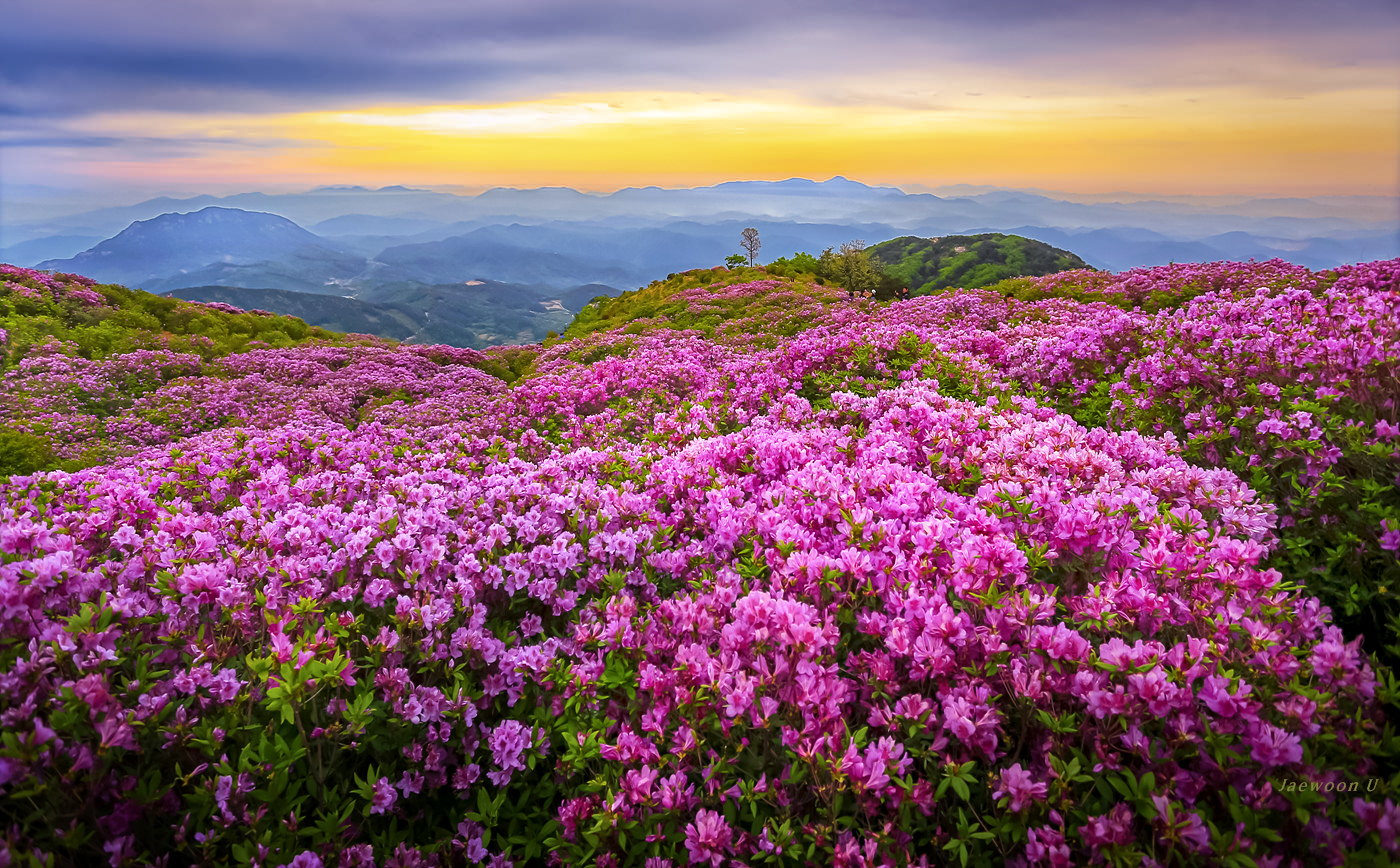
[740,227,761,266]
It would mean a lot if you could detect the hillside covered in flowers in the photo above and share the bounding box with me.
[1,258,1398,866]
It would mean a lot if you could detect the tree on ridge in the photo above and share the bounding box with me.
[740,228,761,266]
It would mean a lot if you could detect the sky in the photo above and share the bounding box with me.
[2,0,1399,198]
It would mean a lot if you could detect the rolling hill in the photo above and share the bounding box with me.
[869,233,1092,293]
[163,285,420,340]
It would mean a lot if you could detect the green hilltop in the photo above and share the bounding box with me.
[868,232,1091,294]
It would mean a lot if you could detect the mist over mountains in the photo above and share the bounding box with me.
[46,208,365,292]
[9,177,1395,263]
[6,176,1396,347]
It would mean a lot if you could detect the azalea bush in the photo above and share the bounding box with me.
[0,264,349,365]
[0,266,506,473]
[1,259,1398,865]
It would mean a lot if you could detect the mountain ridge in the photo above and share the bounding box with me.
[36,207,360,289]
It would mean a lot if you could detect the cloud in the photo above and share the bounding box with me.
[0,112,298,150]
[339,103,739,135]
[0,1,746,116]
[1,0,1395,119]
[2,0,1395,199]
[1,135,126,149]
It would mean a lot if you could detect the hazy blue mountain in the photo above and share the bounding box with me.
[139,252,368,295]
[309,185,429,194]
[605,179,912,222]
[1281,231,1400,269]
[996,225,1400,272]
[37,207,364,291]
[11,180,1395,307]
[395,220,907,286]
[0,234,105,267]
[311,214,448,236]
[8,194,224,244]
[7,189,472,244]
[658,219,904,263]
[478,186,596,205]
[444,224,727,281]
[702,176,903,198]
[9,178,1395,263]
[370,235,637,289]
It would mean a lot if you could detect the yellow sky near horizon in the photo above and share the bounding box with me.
[62,88,1400,196]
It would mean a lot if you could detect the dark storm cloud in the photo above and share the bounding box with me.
[1,0,1395,118]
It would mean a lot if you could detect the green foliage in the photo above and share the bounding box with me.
[765,252,824,280]
[867,234,1092,296]
[981,274,1218,312]
[1204,395,1399,666]
[564,267,822,341]
[0,272,359,371]
[818,241,891,298]
[4,259,1397,863]
[1039,352,1400,676]
[0,429,58,476]
[478,345,542,382]
[770,242,903,300]
[1,583,566,864]
[799,332,988,409]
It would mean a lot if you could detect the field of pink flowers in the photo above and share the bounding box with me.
[1,259,1398,866]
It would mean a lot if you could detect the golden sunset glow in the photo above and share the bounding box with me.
[52,85,1395,196]
[5,0,1397,203]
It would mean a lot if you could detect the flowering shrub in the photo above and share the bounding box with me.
[0,260,1398,865]
[0,265,365,367]
[926,261,1400,668]
[0,270,503,473]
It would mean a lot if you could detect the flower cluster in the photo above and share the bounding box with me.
[0,260,1396,866]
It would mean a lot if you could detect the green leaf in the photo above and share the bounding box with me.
[1109,776,1133,799]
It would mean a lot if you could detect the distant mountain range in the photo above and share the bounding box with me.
[0,234,105,264]
[32,207,617,346]
[39,208,363,292]
[9,176,1396,346]
[368,233,638,289]
[7,176,1395,251]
